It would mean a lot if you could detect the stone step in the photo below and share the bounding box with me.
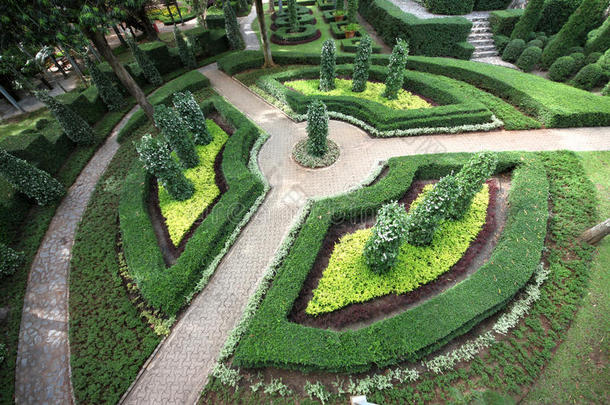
[469,38,494,45]
[472,50,499,58]
[471,27,492,33]
[474,44,497,52]
[469,32,493,38]
[472,21,490,26]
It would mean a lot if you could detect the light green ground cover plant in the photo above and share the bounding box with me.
[306,183,489,316]
[285,78,431,111]
[159,120,228,245]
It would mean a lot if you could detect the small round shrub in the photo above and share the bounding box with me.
[527,39,543,49]
[352,34,372,93]
[173,91,212,145]
[364,201,408,274]
[568,46,584,55]
[571,63,603,90]
[537,35,548,47]
[0,243,24,278]
[548,56,576,82]
[383,39,409,100]
[306,100,329,157]
[517,46,542,72]
[319,39,336,91]
[586,51,602,65]
[154,104,199,169]
[502,39,526,63]
[494,35,510,53]
[570,52,585,71]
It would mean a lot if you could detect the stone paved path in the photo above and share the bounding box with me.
[14,106,138,405]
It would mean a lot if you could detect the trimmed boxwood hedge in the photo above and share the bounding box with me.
[425,0,475,15]
[233,152,547,373]
[271,26,322,44]
[340,37,383,54]
[473,0,511,11]
[119,96,265,316]
[272,14,316,28]
[330,21,364,39]
[489,9,524,37]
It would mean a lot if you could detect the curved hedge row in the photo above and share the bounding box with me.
[271,26,322,45]
[272,14,316,29]
[233,153,548,373]
[119,96,266,316]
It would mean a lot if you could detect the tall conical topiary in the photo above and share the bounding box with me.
[352,34,372,92]
[136,134,194,201]
[510,0,545,40]
[383,39,409,100]
[173,91,212,145]
[224,0,244,50]
[449,151,497,220]
[306,100,329,157]
[364,201,408,274]
[126,34,162,86]
[84,56,126,111]
[0,148,65,205]
[174,26,197,69]
[154,104,199,169]
[34,90,93,144]
[319,39,336,91]
[288,0,299,32]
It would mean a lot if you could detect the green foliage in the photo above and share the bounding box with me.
[450,152,498,220]
[84,57,126,111]
[347,0,359,23]
[363,201,408,274]
[173,91,213,145]
[154,104,199,169]
[136,134,194,201]
[425,0,475,15]
[224,1,244,49]
[127,35,163,86]
[306,100,329,157]
[603,81,610,95]
[352,35,372,92]
[494,35,511,53]
[473,0,512,11]
[516,46,543,72]
[571,63,604,90]
[35,90,94,145]
[502,39,526,62]
[174,26,197,69]
[383,39,409,100]
[0,148,64,205]
[540,0,608,69]
[288,0,300,31]
[489,9,524,36]
[319,39,336,91]
[571,52,586,71]
[536,0,583,35]
[527,39,544,49]
[586,51,602,64]
[511,0,545,40]
[549,56,576,81]
[0,243,24,278]
[585,17,610,54]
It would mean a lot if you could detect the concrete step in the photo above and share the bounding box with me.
[471,27,492,33]
[474,44,497,52]
[472,50,499,58]
[471,16,489,21]
[469,39,495,46]
[469,33,494,39]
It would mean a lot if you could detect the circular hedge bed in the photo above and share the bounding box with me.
[271,26,321,45]
[292,138,339,168]
[271,14,316,30]
[270,5,311,20]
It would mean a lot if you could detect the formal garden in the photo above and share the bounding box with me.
[0,0,609,404]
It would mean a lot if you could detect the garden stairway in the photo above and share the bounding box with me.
[468,16,499,59]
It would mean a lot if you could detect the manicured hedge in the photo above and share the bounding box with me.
[272,13,316,28]
[233,153,547,372]
[358,0,474,59]
[585,17,610,54]
[536,0,583,35]
[489,9,524,37]
[473,0,512,11]
[426,0,475,15]
[340,37,383,53]
[119,96,265,316]
[271,25,321,44]
[139,41,183,75]
[330,21,364,39]
[55,85,108,126]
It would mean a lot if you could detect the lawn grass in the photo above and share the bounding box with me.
[523,151,610,405]
[0,109,52,142]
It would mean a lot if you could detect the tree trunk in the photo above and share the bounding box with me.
[201,2,209,28]
[579,219,610,245]
[51,54,68,77]
[112,25,129,47]
[58,43,88,87]
[87,29,155,123]
[134,7,160,41]
[255,0,276,67]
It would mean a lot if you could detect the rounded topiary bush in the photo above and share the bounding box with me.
[527,39,544,49]
[502,39,526,63]
[548,56,576,81]
[570,52,585,71]
[586,51,602,65]
[568,46,584,55]
[571,63,603,90]
[363,201,408,274]
[494,35,510,53]
[537,35,548,47]
[517,46,542,72]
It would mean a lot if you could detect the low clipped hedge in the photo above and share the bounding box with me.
[119,96,265,316]
[489,9,524,37]
[272,14,316,29]
[183,28,230,58]
[473,0,511,11]
[317,0,335,10]
[340,37,383,54]
[271,26,322,44]
[55,85,107,125]
[330,21,365,39]
[233,153,548,373]
[425,0,475,15]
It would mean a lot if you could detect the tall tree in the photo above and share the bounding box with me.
[254,0,276,67]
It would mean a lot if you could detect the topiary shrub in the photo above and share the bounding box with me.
[602,81,610,95]
[288,0,300,32]
[0,148,65,205]
[494,34,510,53]
[403,180,446,247]
[0,243,24,278]
[448,151,497,220]
[586,51,602,65]
[548,55,576,81]
[319,39,336,91]
[363,201,408,274]
[502,38,526,62]
[352,34,372,92]
[585,17,610,54]
[383,39,409,100]
[570,52,586,71]
[347,0,359,23]
[569,46,585,55]
[517,46,543,72]
[306,100,329,157]
[34,90,94,145]
[425,0,475,15]
[527,39,544,49]
[572,63,604,90]
[536,0,582,35]
[537,34,548,47]
[126,34,163,86]
[224,0,244,49]
[173,91,212,145]
[136,134,194,201]
[511,0,545,40]
[174,26,197,69]
[84,57,126,111]
[154,104,199,169]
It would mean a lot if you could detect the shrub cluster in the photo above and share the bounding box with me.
[548,56,576,82]
[510,0,544,40]
[425,0,475,15]
[154,104,199,168]
[571,52,586,71]
[173,91,213,145]
[306,100,329,156]
[516,46,542,72]
[363,201,408,273]
[34,90,94,145]
[126,34,163,86]
[224,0,244,49]
[493,35,510,53]
[585,17,610,54]
[319,39,336,91]
[502,39,526,63]
[84,57,126,111]
[0,243,24,278]
[571,63,603,90]
[136,134,194,201]
[383,39,409,100]
[174,26,197,69]
[352,34,372,92]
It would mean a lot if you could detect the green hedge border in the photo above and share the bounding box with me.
[233,153,548,373]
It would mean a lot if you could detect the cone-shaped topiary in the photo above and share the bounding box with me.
[84,56,126,111]
[0,148,65,205]
[510,0,545,40]
[352,34,372,92]
[126,34,162,86]
[319,39,336,91]
[34,90,94,145]
[174,26,197,69]
[364,201,408,274]
[0,243,24,278]
[154,104,199,169]
[347,0,358,23]
[173,91,212,145]
[448,151,497,220]
[306,100,329,157]
[136,134,194,201]
[404,175,452,246]
[224,0,244,49]
[288,0,300,32]
[383,39,409,100]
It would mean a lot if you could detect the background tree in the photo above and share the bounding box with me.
[255,0,276,67]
